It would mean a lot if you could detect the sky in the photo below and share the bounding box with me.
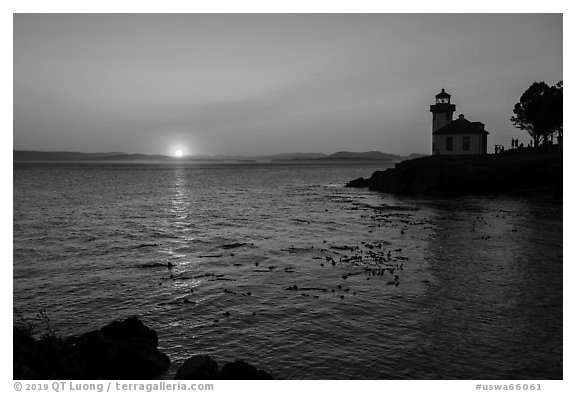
[13,13,562,156]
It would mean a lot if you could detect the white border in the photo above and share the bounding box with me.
[4,3,572,392]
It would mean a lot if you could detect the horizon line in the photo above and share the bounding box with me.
[12,149,429,158]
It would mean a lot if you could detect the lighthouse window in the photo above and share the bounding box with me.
[446,137,453,151]
[463,136,470,151]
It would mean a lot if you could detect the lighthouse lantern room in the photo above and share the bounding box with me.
[430,88,456,132]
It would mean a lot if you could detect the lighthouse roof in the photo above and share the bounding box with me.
[435,88,451,99]
[433,117,489,135]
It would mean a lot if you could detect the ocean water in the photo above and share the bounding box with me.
[13,162,562,379]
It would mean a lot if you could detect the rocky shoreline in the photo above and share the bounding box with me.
[14,316,272,380]
[346,148,562,197]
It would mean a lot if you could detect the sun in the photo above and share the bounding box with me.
[171,144,192,158]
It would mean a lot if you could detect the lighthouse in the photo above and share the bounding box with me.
[429,89,489,155]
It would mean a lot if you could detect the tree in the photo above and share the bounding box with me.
[549,81,563,145]
[510,81,563,148]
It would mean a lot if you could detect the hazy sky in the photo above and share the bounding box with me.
[13,14,562,156]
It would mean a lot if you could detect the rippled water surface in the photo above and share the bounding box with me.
[13,162,562,379]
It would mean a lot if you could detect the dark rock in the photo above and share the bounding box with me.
[219,360,272,380]
[14,316,169,380]
[345,177,370,188]
[175,355,219,380]
[14,326,92,379]
[14,317,274,381]
[175,356,272,380]
[346,149,562,197]
[65,316,170,379]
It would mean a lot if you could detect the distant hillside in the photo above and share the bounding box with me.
[14,150,425,163]
[403,153,428,160]
[270,151,407,162]
[325,151,401,161]
[13,150,328,162]
[13,151,129,161]
[93,153,173,161]
[12,150,189,162]
[258,152,327,161]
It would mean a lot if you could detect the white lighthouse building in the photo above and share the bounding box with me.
[430,89,489,155]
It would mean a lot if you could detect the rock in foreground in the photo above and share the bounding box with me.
[175,355,272,380]
[66,316,170,379]
[175,355,220,379]
[14,316,170,379]
[15,316,273,380]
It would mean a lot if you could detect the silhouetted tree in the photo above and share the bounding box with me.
[549,81,563,145]
[510,81,563,148]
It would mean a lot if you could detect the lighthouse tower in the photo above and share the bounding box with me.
[430,88,456,132]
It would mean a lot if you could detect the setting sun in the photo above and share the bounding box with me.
[173,149,184,158]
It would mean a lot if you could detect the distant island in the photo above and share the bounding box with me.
[271,151,426,162]
[13,150,427,163]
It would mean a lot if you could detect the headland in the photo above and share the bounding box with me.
[346,148,562,198]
